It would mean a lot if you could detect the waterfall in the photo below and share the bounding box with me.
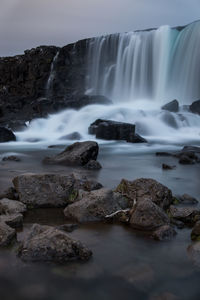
[45,51,59,98]
[86,21,200,104]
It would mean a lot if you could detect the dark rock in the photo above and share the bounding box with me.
[182,146,200,153]
[126,133,147,143]
[88,119,139,143]
[59,132,82,141]
[129,199,170,231]
[187,242,200,267]
[189,99,200,115]
[161,99,179,112]
[2,155,21,162]
[0,213,23,228]
[56,224,79,233]
[152,225,176,241]
[0,127,16,143]
[170,218,185,229]
[83,160,102,170]
[0,221,16,247]
[162,164,176,170]
[0,198,26,214]
[18,224,92,262]
[0,187,19,200]
[179,154,196,165]
[12,173,102,208]
[161,112,178,128]
[64,188,129,223]
[43,141,99,166]
[191,221,200,241]
[105,209,130,223]
[176,194,198,205]
[115,178,173,210]
[169,205,200,225]
[67,95,112,109]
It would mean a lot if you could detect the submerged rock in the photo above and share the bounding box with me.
[64,188,129,223]
[161,99,179,112]
[152,225,176,241]
[83,160,102,170]
[43,141,99,166]
[129,199,170,231]
[187,242,200,267]
[176,194,198,205]
[162,163,176,170]
[18,224,92,262]
[59,131,82,141]
[2,155,21,162]
[115,178,173,210]
[191,221,200,241]
[12,173,102,208]
[0,127,16,143]
[0,221,16,247]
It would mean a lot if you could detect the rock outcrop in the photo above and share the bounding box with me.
[190,99,200,115]
[161,99,179,112]
[0,127,16,142]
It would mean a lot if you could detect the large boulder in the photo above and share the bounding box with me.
[129,199,170,231]
[0,198,26,214]
[88,119,147,143]
[12,173,102,208]
[0,221,16,247]
[18,224,92,262]
[0,127,16,143]
[115,178,173,210]
[64,188,129,223]
[43,141,99,166]
[190,99,200,115]
[161,99,179,112]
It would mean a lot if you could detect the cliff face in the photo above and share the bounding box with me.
[0,39,89,128]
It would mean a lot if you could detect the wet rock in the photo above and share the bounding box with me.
[161,99,179,112]
[189,99,200,115]
[169,205,200,225]
[152,225,176,241]
[88,119,137,142]
[59,131,82,141]
[182,146,200,153]
[0,213,23,228]
[126,133,147,143]
[13,173,102,208]
[191,221,200,241]
[179,154,196,165]
[83,160,102,170]
[162,163,176,170]
[170,218,185,229]
[43,141,99,166]
[0,221,16,247]
[105,209,130,223]
[18,224,92,262]
[56,224,79,233]
[115,178,173,210]
[64,188,129,223]
[187,241,200,267]
[0,198,26,215]
[129,199,170,231]
[156,152,172,156]
[2,155,21,162]
[0,127,16,143]
[161,111,178,128]
[176,194,198,205]
[0,187,19,200]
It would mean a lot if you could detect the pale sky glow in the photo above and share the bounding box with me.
[0,0,199,56]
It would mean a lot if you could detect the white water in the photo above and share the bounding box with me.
[45,51,59,98]
[5,21,200,148]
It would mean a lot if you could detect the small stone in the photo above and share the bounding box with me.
[162,164,176,170]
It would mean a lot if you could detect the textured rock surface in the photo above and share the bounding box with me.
[18,224,92,262]
[169,205,200,224]
[0,213,23,228]
[152,225,176,241]
[161,99,179,112]
[116,178,173,210]
[0,221,16,246]
[0,198,26,214]
[64,188,129,223]
[129,199,170,231]
[43,141,99,166]
[13,173,102,208]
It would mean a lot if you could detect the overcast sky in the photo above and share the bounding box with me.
[0,0,199,56]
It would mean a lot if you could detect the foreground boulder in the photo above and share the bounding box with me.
[129,199,170,231]
[0,127,16,143]
[161,99,179,112]
[88,119,147,143]
[115,178,173,210]
[189,99,200,115]
[64,188,129,223]
[43,141,99,166]
[12,173,102,208]
[0,198,26,214]
[18,224,92,262]
[0,222,16,247]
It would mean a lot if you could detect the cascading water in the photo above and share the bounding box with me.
[45,51,59,98]
[13,21,200,147]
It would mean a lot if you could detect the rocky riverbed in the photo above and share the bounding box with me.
[0,141,200,300]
